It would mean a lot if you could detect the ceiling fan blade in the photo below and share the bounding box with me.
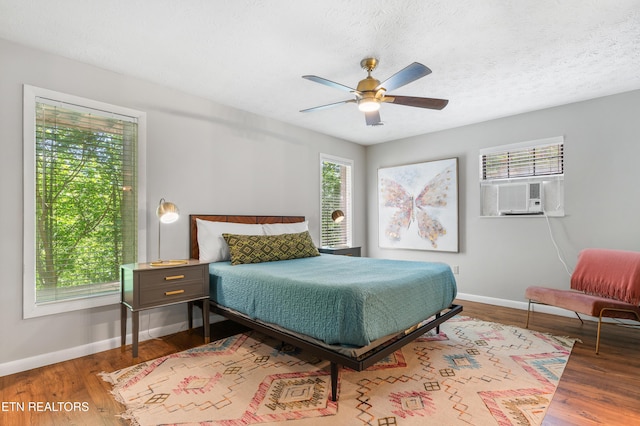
[300,99,355,113]
[302,75,358,93]
[365,110,383,126]
[375,62,432,92]
[385,95,448,110]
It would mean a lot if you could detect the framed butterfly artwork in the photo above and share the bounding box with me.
[378,157,459,252]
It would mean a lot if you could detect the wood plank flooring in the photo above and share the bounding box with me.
[1,300,638,425]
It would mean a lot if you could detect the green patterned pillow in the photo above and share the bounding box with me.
[222,231,320,265]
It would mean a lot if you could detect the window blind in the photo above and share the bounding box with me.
[321,156,353,247]
[481,138,564,181]
[34,98,138,304]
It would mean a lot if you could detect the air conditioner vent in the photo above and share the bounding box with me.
[529,182,541,199]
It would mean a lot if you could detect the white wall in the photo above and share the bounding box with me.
[367,90,640,303]
[0,38,366,374]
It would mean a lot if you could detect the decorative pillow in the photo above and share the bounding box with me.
[262,220,308,235]
[196,219,264,262]
[223,231,320,265]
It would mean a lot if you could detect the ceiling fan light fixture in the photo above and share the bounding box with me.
[358,98,380,112]
[301,58,447,125]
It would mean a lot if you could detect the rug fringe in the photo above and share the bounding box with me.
[117,411,142,426]
[99,372,132,410]
[99,371,144,425]
[97,371,116,385]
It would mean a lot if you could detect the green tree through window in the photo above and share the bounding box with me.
[34,101,138,304]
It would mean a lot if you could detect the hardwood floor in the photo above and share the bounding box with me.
[1,300,638,425]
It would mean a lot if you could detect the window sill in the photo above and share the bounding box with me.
[479,212,565,218]
[23,292,120,319]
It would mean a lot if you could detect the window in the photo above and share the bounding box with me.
[320,154,353,247]
[23,85,146,318]
[481,137,564,181]
[479,136,565,217]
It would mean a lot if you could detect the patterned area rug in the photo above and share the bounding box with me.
[101,316,575,425]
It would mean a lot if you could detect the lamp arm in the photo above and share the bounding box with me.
[157,219,162,262]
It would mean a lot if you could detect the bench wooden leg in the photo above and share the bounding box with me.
[526,300,532,328]
[596,307,640,355]
[596,316,603,355]
[527,299,584,328]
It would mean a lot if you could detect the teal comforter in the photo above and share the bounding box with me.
[209,254,457,346]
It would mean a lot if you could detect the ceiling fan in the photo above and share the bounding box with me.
[300,58,448,126]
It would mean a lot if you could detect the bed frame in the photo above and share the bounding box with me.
[189,214,462,401]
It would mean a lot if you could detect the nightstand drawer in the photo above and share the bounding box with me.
[138,279,206,307]
[139,265,205,286]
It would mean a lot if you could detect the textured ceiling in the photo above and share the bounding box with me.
[2,0,640,145]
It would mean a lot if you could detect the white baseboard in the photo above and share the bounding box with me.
[456,292,531,311]
[456,292,586,319]
[0,319,201,377]
[456,292,568,314]
[455,292,634,325]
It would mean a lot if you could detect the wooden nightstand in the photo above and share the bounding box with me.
[120,259,210,358]
[318,246,361,257]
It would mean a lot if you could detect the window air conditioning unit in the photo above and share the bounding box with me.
[497,182,543,215]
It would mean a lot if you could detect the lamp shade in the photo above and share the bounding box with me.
[331,209,345,223]
[157,198,179,224]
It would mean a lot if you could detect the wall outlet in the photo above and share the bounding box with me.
[452,265,459,275]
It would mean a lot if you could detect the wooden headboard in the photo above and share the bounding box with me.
[189,214,305,260]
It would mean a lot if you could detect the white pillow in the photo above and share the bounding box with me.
[262,220,308,235]
[196,219,264,262]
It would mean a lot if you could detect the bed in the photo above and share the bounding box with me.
[189,214,462,401]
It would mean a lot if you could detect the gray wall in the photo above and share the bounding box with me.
[366,90,640,304]
[0,38,366,373]
[2,35,639,374]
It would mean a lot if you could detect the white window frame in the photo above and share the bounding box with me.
[23,85,147,318]
[320,153,354,248]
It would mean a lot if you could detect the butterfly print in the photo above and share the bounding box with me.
[380,165,454,248]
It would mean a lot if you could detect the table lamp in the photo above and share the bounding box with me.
[150,198,188,266]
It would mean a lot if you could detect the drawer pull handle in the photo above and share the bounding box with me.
[165,289,185,296]
[164,274,185,281]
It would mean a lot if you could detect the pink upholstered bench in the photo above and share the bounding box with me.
[525,248,640,354]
